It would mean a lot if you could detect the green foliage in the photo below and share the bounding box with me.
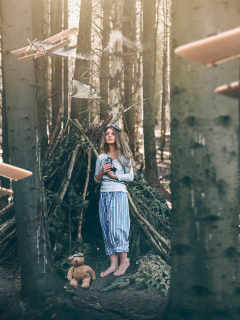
[102,277,131,292]
[101,254,171,295]
[132,254,171,296]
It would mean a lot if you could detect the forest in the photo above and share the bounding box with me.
[0,0,240,320]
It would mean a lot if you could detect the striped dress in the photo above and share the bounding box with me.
[94,154,134,256]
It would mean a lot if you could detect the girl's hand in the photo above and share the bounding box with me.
[107,170,118,180]
[101,161,113,174]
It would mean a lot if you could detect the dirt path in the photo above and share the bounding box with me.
[0,258,167,320]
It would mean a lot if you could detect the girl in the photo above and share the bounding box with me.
[94,124,134,277]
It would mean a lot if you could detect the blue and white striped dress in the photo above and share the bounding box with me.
[94,153,134,256]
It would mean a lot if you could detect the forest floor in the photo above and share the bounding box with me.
[0,136,171,320]
[0,254,168,320]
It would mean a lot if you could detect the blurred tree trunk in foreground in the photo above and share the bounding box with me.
[142,0,160,187]
[1,1,79,318]
[165,0,240,319]
[0,3,9,179]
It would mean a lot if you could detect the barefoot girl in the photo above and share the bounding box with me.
[94,124,134,277]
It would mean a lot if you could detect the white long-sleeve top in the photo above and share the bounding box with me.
[94,153,134,192]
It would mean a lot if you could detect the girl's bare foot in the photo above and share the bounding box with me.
[113,259,130,276]
[100,265,118,278]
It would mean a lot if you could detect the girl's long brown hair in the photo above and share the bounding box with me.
[99,127,134,169]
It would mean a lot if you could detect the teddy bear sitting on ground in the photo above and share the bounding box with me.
[67,253,96,289]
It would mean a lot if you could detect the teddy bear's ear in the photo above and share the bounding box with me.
[68,257,72,261]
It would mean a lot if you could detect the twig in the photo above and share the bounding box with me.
[136,216,169,262]
[92,115,113,141]
[78,147,92,240]
[73,120,98,158]
[130,192,170,232]
[0,229,16,246]
[44,105,64,160]
[127,193,171,250]
[48,142,81,217]
[111,99,147,124]
[0,202,14,219]
[49,118,70,158]
[0,217,15,239]
[59,143,81,202]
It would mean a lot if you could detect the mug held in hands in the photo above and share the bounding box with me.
[105,156,117,173]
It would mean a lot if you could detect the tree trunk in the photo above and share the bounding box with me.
[123,0,136,156]
[63,0,69,119]
[50,0,62,128]
[1,0,66,307]
[71,0,92,122]
[0,4,9,190]
[165,1,240,318]
[142,0,160,187]
[32,0,48,157]
[109,0,123,122]
[160,0,168,161]
[100,0,110,121]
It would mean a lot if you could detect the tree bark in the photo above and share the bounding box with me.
[142,0,160,187]
[63,0,69,118]
[50,0,62,128]
[32,0,48,156]
[100,0,110,120]
[109,0,123,121]
[1,0,62,304]
[0,3,9,190]
[123,0,136,156]
[165,1,240,318]
[71,0,92,122]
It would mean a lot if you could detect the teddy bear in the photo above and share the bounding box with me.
[67,253,96,289]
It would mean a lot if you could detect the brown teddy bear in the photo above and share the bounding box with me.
[67,253,96,289]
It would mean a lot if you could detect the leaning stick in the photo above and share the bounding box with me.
[44,104,64,160]
[48,142,81,217]
[0,202,14,219]
[0,217,15,239]
[127,193,170,250]
[49,118,70,158]
[141,222,169,262]
[78,147,92,240]
[0,229,16,246]
[74,121,171,251]
[111,99,148,125]
[74,120,98,157]
[59,142,81,202]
